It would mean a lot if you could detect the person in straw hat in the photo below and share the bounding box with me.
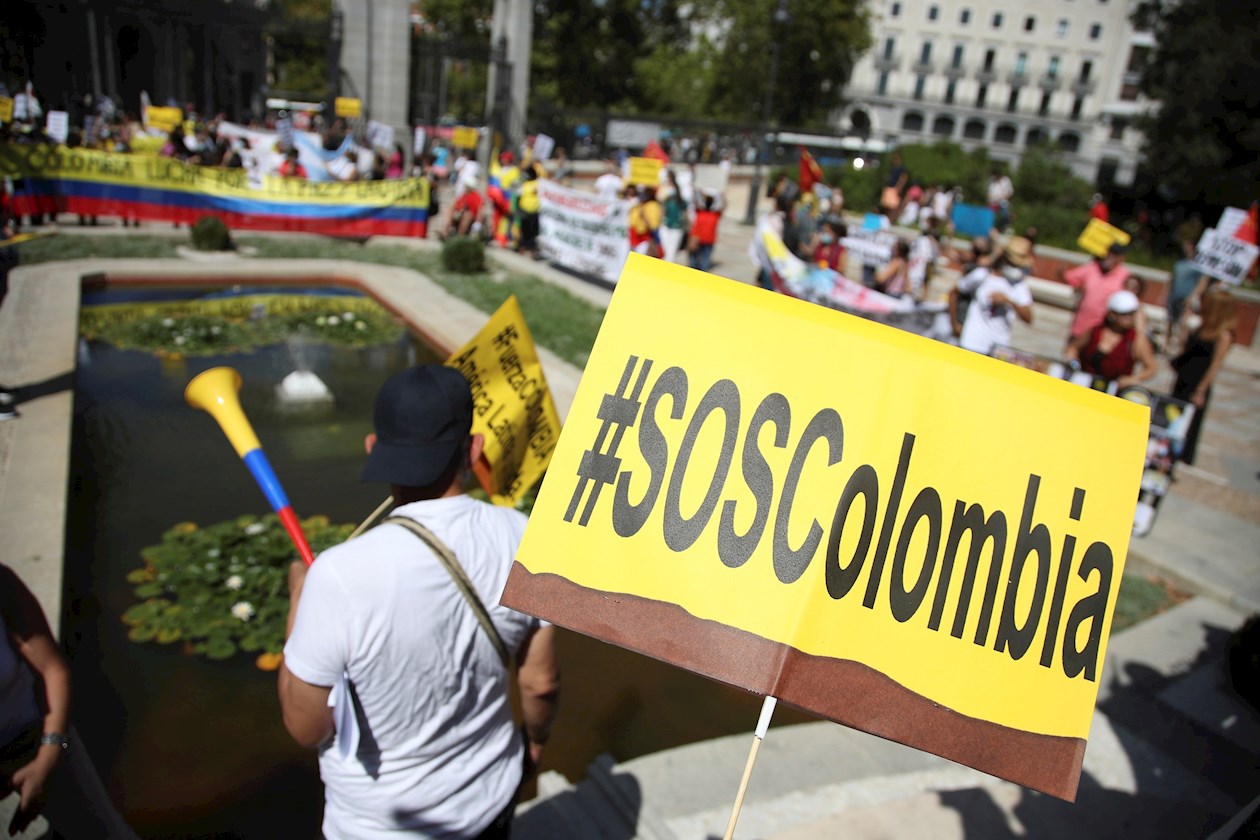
[951,235,1036,356]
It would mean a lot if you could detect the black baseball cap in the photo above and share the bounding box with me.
[361,365,474,487]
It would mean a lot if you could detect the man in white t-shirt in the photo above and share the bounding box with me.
[953,236,1035,355]
[280,365,560,840]
[593,161,624,201]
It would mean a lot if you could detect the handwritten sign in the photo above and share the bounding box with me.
[145,106,183,134]
[503,255,1147,801]
[627,156,663,187]
[334,97,362,118]
[446,296,561,506]
[1216,207,1248,239]
[45,111,69,144]
[1076,218,1131,258]
[1194,227,1259,285]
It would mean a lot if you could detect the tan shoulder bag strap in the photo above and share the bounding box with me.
[381,516,511,669]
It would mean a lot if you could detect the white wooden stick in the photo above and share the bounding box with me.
[722,695,778,840]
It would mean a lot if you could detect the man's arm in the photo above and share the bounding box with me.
[516,624,560,769]
[278,561,335,749]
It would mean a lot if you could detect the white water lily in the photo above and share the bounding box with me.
[230,601,255,621]
[316,316,327,326]
[355,321,367,331]
[162,318,175,327]
[244,522,266,536]
[327,315,341,326]
[207,548,220,558]
[225,574,244,590]
[344,311,354,320]
[173,335,186,345]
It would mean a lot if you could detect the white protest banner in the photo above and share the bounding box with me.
[538,179,630,284]
[843,229,896,267]
[532,133,555,164]
[367,120,394,152]
[1194,227,1259,286]
[275,117,294,150]
[607,119,661,148]
[1217,207,1248,239]
[45,111,69,144]
[413,125,426,155]
[694,164,729,196]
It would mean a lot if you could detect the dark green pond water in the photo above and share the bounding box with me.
[64,291,811,839]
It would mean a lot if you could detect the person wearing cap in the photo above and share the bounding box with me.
[1060,242,1132,343]
[279,365,560,840]
[1065,289,1157,389]
[952,236,1035,355]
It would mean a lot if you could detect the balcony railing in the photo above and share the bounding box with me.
[1071,78,1096,96]
[1007,71,1029,86]
[975,67,997,83]
[874,54,901,71]
[1039,73,1061,91]
[944,63,967,79]
[912,58,936,74]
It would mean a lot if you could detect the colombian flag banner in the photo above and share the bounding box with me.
[0,144,429,238]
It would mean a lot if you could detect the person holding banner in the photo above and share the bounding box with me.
[628,186,664,257]
[1170,287,1238,465]
[279,365,560,840]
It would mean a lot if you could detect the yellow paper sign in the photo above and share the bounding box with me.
[144,106,183,134]
[503,255,1147,801]
[627,156,662,187]
[0,97,13,124]
[446,296,562,506]
[1076,218,1132,258]
[334,97,362,118]
[452,126,479,149]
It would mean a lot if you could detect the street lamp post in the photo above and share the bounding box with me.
[744,0,791,226]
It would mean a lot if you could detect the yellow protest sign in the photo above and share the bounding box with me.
[627,156,662,187]
[1076,218,1131,258]
[144,106,183,134]
[503,255,1147,801]
[334,97,362,118]
[0,97,13,124]
[447,296,561,506]
[452,126,479,149]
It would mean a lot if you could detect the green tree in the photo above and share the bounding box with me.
[1132,0,1260,206]
[268,0,333,98]
[707,0,870,127]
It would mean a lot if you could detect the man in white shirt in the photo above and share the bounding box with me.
[952,236,1035,355]
[593,161,625,201]
[280,365,560,840]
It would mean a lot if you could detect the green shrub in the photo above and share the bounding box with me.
[190,216,233,252]
[442,236,486,273]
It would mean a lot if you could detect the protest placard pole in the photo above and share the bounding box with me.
[722,695,778,840]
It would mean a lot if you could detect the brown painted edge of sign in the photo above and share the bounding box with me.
[502,563,1084,802]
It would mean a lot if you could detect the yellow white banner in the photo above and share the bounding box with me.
[1076,218,1132,258]
[452,126,480,149]
[504,254,1147,800]
[145,106,183,134]
[447,296,561,506]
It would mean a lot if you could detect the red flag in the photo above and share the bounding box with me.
[643,140,671,164]
[1234,201,1258,245]
[799,146,824,194]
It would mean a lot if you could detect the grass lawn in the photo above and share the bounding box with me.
[17,232,1189,631]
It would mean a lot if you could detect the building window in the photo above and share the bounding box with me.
[960,7,971,24]
[1015,51,1028,75]
[883,37,896,59]
[932,116,955,137]
[945,79,957,103]
[1048,56,1060,78]
[1056,18,1069,37]
[1070,96,1084,120]
[928,4,939,21]
[983,49,996,71]
[995,124,1018,144]
[1089,23,1102,39]
[1109,117,1128,140]
[1098,158,1120,186]
[1039,91,1052,116]
[1026,128,1048,146]
[992,12,1003,28]
[890,1,901,16]
[1059,132,1081,153]
[1024,16,1036,32]
[963,119,986,140]
[914,75,927,100]
[1080,60,1093,82]
[1007,88,1020,112]
[878,71,890,95]
[952,45,964,68]
[976,83,988,108]
[920,41,933,64]
[902,112,925,132]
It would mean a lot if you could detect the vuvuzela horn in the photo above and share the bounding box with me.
[185,366,317,566]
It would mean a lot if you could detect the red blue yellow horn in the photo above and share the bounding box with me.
[185,366,317,566]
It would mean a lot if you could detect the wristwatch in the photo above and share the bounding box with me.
[39,731,69,750]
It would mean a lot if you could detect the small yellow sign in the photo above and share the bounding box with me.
[446,296,562,507]
[1076,218,1132,258]
[504,254,1148,800]
[144,106,183,134]
[334,97,363,119]
[0,97,13,124]
[452,126,480,150]
[627,156,662,187]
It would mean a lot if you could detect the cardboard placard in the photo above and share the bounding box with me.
[45,110,69,144]
[145,106,183,134]
[334,97,362,118]
[503,255,1147,801]
[1193,227,1259,285]
[452,126,479,149]
[627,156,663,187]
[532,132,555,163]
[1076,218,1132,258]
[0,97,14,124]
[951,203,996,238]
